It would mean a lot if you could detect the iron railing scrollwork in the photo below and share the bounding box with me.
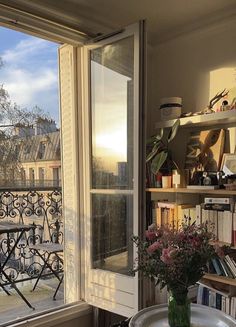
[0,188,62,286]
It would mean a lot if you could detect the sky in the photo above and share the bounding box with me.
[0,26,60,125]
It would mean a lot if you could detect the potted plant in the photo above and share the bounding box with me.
[146,119,180,187]
[132,223,218,327]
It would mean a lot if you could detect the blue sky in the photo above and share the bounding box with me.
[0,26,60,125]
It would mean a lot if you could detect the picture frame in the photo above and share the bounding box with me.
[220,153,236,175]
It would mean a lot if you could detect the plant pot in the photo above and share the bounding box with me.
[168,288,190,327]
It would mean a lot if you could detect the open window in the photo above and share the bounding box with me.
[81,21,146,317]
[0,4,146,319]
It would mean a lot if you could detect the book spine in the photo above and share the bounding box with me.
[225,255,236,277]
[203,203,231,211]
[196,204,202,226]
[216,293,222,310]
[233,213,236,246]
[218,211,224,242]
[205,198,231,204]
[211,258,223,276]
[222,211,233,244]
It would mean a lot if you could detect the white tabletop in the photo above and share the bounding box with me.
[129,303,236,327]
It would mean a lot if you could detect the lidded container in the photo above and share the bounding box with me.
[160,97,182,121]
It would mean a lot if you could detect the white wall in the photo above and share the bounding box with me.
[148,17,236,136]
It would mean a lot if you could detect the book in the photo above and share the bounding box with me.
[233,213,236,246]
[189,207,196,225]
[211,258,223,276]
[222,211,232,244]
[216,293,222,310]
[196,204,202,225]
[221,258,234,278]
[205,198,231,204]
[209,290,216,308]
[225,255,236,277]
[226,297,230,315]
[208,210,217,237]
[197,284,203,304]
[222,296,226,313]
[217,258,227,276]
[203,203,231,211]
[218,211,224,242]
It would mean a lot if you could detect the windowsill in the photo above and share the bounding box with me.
[7,302,92,327]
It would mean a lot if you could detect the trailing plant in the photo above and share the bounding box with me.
[146,119,180,175]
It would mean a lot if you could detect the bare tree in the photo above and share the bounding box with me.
[0,57,56,184]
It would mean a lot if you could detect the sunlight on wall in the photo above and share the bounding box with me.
[210,67,236,110]
[210,67,236,153]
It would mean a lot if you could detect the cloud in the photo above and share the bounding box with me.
[0,34,59,123]
[2,37,54,66]
[2,67,57,105]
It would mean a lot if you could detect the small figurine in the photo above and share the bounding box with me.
[202,89,229,114]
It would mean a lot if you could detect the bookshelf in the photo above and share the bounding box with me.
[202,274,236,287]
[146,188,236,195]
[155,109,236,129]
[147,110,236,314]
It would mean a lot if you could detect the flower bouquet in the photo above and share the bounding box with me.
[132,223,217,327]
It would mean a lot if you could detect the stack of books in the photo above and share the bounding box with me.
[197,282,236,319]
[151,201,196,229]
[210,255,236,278]
[148,197,236,245]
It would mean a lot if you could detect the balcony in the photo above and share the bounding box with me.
[0,186,63,325]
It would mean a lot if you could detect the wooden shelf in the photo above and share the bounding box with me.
[155,109,236,129]
[146,187,236,195]
[202,273,236,286]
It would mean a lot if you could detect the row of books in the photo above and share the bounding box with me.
[151,201,197,230]
[210,255,236,279]
[197,284,236,319]
[149,197,236,245]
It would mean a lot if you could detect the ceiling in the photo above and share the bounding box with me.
[1,0,236,44]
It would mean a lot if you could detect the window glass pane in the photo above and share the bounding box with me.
[91,36,134,189]
[92,194,133,275]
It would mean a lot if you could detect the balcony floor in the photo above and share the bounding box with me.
[0,278,64,325]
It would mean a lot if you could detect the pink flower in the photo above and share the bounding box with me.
[147,241,162,253]
[145,230,156,241]
[160,247,178,264]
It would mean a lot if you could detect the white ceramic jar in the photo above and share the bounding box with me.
[160,97,182,120]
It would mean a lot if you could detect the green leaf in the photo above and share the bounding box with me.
[146,129,164,145]
[168,119,180,143]
[156,128,164,141]
[146,142,161,162]
[146,135,157,145]
[151,151,168,174]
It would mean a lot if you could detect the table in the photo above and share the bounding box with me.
[129,303,236,326]
[0,221,35,309]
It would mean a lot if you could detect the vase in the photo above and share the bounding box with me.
[168,288,190,327]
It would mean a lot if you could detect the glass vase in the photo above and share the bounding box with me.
[168,288,190,327]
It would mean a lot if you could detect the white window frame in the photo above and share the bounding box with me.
[0,7,146,323]
[0,12,90,327]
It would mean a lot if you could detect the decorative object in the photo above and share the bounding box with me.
[172,169,181,188]
[129,303,236,327]
[132,224,217,327]
[202,89,229,114]
[185,129,225,184]
[161,175,172,188]
[160,97,182,121]
[221,153,236,175]
[146,119,180,175]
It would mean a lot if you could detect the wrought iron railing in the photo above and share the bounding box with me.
[0,187,62,286]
